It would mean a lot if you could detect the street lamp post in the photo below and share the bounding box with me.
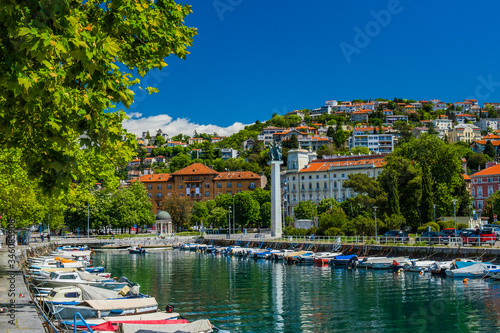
[87,201,90,239]
[452,199,457,237]
[232,196,235,234]
[373,206,378,242]
[228,208,232,239]
[433,204,436,224]
[283,198,287,232]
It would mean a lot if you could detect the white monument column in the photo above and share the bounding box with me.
[270,160,283,238]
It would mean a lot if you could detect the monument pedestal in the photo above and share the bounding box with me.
[270,160,283,238]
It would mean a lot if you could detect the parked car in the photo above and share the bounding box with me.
[416,231,449,245]
[442,228,459,237]
[461,230,496,246]
[483,227,500,240]
[379,230,410,244]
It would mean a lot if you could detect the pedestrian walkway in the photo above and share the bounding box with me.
[0,248,45,333]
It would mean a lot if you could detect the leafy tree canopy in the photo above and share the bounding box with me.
[0,0,196,192]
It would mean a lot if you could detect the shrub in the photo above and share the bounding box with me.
[437,220,455,230]
[323,227,344,236]
[417,222,440,233]
[457,223,468,230]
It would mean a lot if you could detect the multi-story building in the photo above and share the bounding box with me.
[448,123,482,144]
[432,119,453,130]
[348,127,395,153]
[136,163,263,214]
[470,162,500,217]
[477,118,500,132]
[385,115,408,124]
[455,114,477,123]
[285,150,386,216]
[257,127,286,145]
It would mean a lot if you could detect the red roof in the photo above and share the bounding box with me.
[299,156,386,172]
[136,173,172,182]
[471,164,500,177]
[213,171,260,180]
[172,163,218,176]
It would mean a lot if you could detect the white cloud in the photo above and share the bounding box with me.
[123,113,251,138]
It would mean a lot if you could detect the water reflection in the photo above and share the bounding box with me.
[95,250,500,333]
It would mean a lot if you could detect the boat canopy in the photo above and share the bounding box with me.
[119,319,213,333]
[77,284,122,300]
[77,271,108,281]
[77,298,157,311]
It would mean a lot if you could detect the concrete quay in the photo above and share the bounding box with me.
[0,248,45,333]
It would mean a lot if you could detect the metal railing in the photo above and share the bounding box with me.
[203,234,468,247]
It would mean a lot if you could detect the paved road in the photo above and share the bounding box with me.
[0,247,45,333]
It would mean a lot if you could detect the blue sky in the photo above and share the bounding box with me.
[123,0,500,137]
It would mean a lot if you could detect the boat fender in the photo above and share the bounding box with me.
[166,304,174,313]
[419,270,424,276]
[398,268,404,274]
[463,278,468,284]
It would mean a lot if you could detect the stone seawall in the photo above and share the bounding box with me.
[202,239,500,261]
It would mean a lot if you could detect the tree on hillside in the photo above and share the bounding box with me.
[467,153,490,171]
[161,193,193,231]
[317,198,340,215]
[169,154,191,172]
[484,140,496,159]
[0,1,196,192]
[332,123,349,148]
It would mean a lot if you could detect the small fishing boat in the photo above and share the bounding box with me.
[358,257,409,270]
[445,263,499,278]
[51,297,158,320]
[329,254,358,266]
[429,261,453,275]
[128,246,147,254]
[404,260,436,273]
[271,249,294,260]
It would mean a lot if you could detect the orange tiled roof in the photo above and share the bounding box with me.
[474,140,500,146]
[136,173,172,182]
[300,156,386,172]
[213,171,260,180]
[172,163,219,176]
[463,174,471,180]
[471,164,500,177]
[456,114,476,117]
[482,134,500,140]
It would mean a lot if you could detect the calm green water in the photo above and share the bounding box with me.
[94,250,500,333]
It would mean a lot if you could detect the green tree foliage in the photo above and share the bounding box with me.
[318,206,351,236]
[234,191,260,229]
[0,0,196,191]
[467,153,490,171]
[420,162,434,225]
[161,192,193,231]
[332,123,349,148]
[282,134,299,149]
[484,140,496,159]
[226,158,245,171]
[317,198,340,215]
[191,201,209,226]
[294,200,317,220]
[214,193,233,210]
[169,154,191,172]
[384,214,405,231]
[350,146,370,155]
[250,188,271,206]
[351,216,376,236]
[259,202,272,228]
[380,155,421,228]
[206,207,228,228]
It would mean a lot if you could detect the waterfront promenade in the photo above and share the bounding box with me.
[0,248,45,333]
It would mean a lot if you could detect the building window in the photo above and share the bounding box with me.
[228,191,232,195]
[147,185,152,190]
[309,176,312,179]
[293,184,296,190]
[205,183,210,188]
[167,184,172,189]
[227,182,232,188]
[324,182,328,189]
[478,187,483,197]
[157,193,162,198]
[217,183,222,188]
[488,185,494,196]
[205,191,210,197]
[178,185,183,189]
[316,175,319,179]
[324,175,327,178]
[293,176,296,181]
[250,183,255,189]
[148,193,152,198]
[301,176,304,180]
[309,183,312,189]
[316,183,320,189]
[157,185,162,189]
[237,183,242,188]
[478,201,483,209]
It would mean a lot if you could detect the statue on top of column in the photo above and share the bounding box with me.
[268,141,282,161]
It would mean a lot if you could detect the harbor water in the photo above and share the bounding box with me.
[94,250,500,332]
